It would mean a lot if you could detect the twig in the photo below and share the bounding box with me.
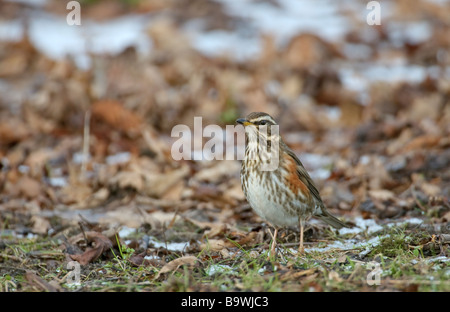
[81,110,91,180]
[78,221,89,246]
[410,185,427,211]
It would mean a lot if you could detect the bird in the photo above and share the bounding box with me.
[236,112,348,257]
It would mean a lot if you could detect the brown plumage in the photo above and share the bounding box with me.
[237,112,348,257]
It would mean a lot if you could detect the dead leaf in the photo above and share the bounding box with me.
[155,256,197,279]
[225,182,246,201]
[409,94,442,122]
[68,231,113,265]
[232,231,258,246]
[386,128,413,155]
[402,135,441,153]
[203,223,227,238]
[31,215,51,235]
[142,127,171,163]
[91,100,143,136]
[109,170,143,192]
[420,182,441,197]
[327,271,343,282]
[0,117,30,145]
[15,176,42,199]
[200,239,230,251]
[0,53,28,77]
[142,165,189,198]
[193,161,240,184]
[369,189,395,201]
[60,183,93,206]
[280,268,316,282]
[283,33,339,69]
[339,101,364,127]
[25,271,59,292]
[412,174,442,197]
[129,252,160,267]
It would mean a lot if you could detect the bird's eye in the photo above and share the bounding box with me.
[258,120,268,125]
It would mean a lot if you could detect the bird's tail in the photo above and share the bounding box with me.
[316,209,349,229]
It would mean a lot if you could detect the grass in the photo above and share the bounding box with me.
[0,220,449,292]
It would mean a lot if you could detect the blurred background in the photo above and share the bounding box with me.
[0,0,449,231]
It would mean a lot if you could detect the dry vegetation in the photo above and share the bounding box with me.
[0,0,449,292]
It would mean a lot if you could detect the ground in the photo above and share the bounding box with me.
[0,0,449,292]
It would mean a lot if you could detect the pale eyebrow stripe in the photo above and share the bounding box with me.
[250,116,276,124]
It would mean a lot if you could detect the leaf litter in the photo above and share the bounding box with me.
[0,0,449,292]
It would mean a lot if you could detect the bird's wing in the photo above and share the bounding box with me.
[285,145,349,228]
[284,146,323,204]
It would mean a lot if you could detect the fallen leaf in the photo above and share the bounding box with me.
[142,165,189,198]
[0,117,30,145]
[155,256,197,279]
[15,176,41,199]
[31,215,51,235]
[109,170,143,192]
[200,239,230,251]
[280,268,316,282]
[68,231,113,265]
[368,189,395,201]
[225,182,246,201]
[420,182,441,197]
[402,135,440,153]
[193,161,240,184]
[128,253,160,267]
[91,100,143,136]
[283,33,339,69]
[327,271,343,282]
[25,271,59,292]
[203,224,227,238]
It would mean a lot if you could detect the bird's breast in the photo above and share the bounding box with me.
[241,160,308,227]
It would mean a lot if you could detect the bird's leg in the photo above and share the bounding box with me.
[298,218,305,255]
[267,227,278,259]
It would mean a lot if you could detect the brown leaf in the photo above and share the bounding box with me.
[60,183,93,206]
[25,271,59,292]
[31,215,51,235]
[193,161,240,184]
[0,117,30,145]
[91,100,143,136]
[283,33,340,69]
[155,256,197,279]
[0,53,28,77]
[15,176,42,199]
[109,170,143,192]
[200,239,230,251]
[402,135,440,153]
[128,253,160,267]
[225,182,246,201]
[280,268,316,282]
[142,165,189,198]
[339,101,364,127]
[24,149,53,172]
[412,173,442,196]
[203,224,227,238]
[69,232,113,265]
[368,189,395,201]
[234,231,258,246]
[409,94,442,122]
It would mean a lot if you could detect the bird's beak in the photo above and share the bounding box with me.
[236,118,253,126]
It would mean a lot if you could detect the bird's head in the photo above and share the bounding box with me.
[236,112,279,141]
